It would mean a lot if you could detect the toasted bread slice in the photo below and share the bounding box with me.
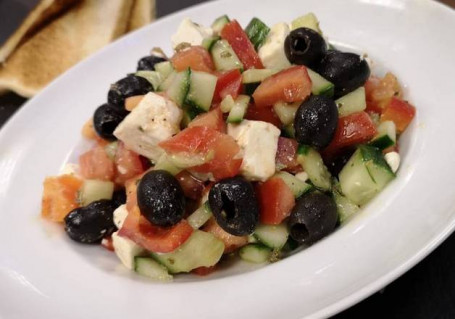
[0,0,79,63]
[0,0,134,97]
[127,0,156,32]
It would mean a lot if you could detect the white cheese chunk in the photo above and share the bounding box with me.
[228,120,280,181]
[113,204,128,229]
[295,171,309,183]
[114,92,182,163]
[258,23,291,70]
[171,18,213,49]
[385,151,400,173]
[112,232,144,270]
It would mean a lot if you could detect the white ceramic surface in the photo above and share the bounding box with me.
[1,0,455,318]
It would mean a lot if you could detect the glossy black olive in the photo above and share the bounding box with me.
[208,177,259,236]
[107,75,153,107]
[325,147,356,177]
[288,192,338,244]
[317,50,370,97]
[112,188,127,208]
[93,103,128,140]
[284,27,327,68]
[137,170,185,227]
[64,200,117,244]
[294,95,338,149]
[137,55,167,71]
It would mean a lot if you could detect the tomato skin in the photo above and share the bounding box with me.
[220,20,264,70]
[256,177,295,225]
[188,107,226,133]
[381,97,416,133]
[252,66,312,107]
[79,145,115,181]
[275,137,301,173]
[41,175,83,222]
[365,73,403,114]
[192,265,217,276]
[118,206,193,253]
[203,218,248,253]
[114,142,145,185]
[213,69,243,103]
[171,46,214,73]
[245,103,282,128]
[175,170,205,200]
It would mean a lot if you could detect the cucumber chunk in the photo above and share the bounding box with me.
[158,71,176,91]
[336,87,366,117]
[282,123,296,138]
[134,257,173,281]
[154,61,174,80]
[370,121,396,150]
[339,145,395,205]
[166,69,191,106]
[212,15,230,34]
[202,35,220,51]
[239,244,271,263]
[151,230,224,273]
[242,69,276,84]
[135,70,162,91]
[273,101,300,125]
[187,202,212,229]
[254,223,289,249]
[291,13,322,34]
[297,146,332,191]
[275,171,312,198]
[220,94,235,113]
[245,17,270,50]
[79,179,114,206]
[227,95,250,123]
[211,40,243,71]
[307,68,334,97]
[153,154,182,175]
[333,190,360,223]
[185,71,218,112]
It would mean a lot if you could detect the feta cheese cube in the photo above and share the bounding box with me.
[114,92,182,163]
[113,204,128,229]
[258,23,291,70]
[228,120,280,181]
[171,18,213,49]
[385,151,400,173]
[112,232,144,270]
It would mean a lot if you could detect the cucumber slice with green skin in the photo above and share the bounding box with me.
[134,257,173,281]
[245,17,270,50]
[151,230,224,273]
[153,154,182,175]
[227,95,250,123]
[185,71,218,112]
[370,121,396,150]
[154,61,174,80]
[79,179,114,206]
[273,101,300,125]
[211,40,243,72]
[291,13,323,34]
[239,244,272,263]
[339,145,395,206]
[158,71,176,91]
[202,36,220,51]
[187,202,212,229]
[282,123,295,138]
[104,141,118,160]
[242,69,276,84]
[245,83,260,96]
[307,68,334,97]
[335,86,366,117]
[254,223,289,249]
[212,15,230,34]
[135,71,162,91]
[333,190,360,223]
[275,171,312,198]
[297,145,332,191]
[166,69,191,107]
[220,94,235,113]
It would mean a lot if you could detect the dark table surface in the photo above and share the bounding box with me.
[1,0,455,318]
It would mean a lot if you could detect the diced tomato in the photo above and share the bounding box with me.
[114,142,145,185]
[41,175,82,222]
[324,112,377,156]
[275,137,301,173]
[79,145,115,181]
[81,118,109,146]
[203,218,248,253]
[380,97,416,133]
[188,107,226,133]
[101,236,115,252]
[125,177,139,213]
[118,206,193,253]
[175,170,205,200]
[220,20,263,70]
[192,265,217,276]
[245,103,282,128]
[256,177,295,225]
[252,66,312,107]
[365,73,403,114]
[171,46,214,73]
[159,126,242,180]
[213,69,243,103]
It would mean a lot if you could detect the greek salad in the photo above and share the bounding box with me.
[41,13,416,281]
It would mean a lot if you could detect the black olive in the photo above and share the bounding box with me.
[294,95,338,149]
[208,177,259,236]
[284,27,327,69]
[317,50,370,97]
[107,75,153,107]
[137,170,185,227]
[288,192,338,244]
[64,200,117,244]
[112,188,127,208]
[137,55,167,71]
[93,103,128,140]
[324,147,356,177]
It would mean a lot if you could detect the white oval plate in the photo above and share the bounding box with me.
[1,0,455,318]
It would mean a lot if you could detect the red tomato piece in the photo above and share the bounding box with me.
[256,177,295,225]
[220,20,263,70]
[192,265,217,276]
[213,69,243,103]
[324,112,377,155]
[118,206,193,253]
[114,142,145,185]
[245,103,282,128]
[79,145,115,181]
[175,170,205,200]
[101,236,115,252]
[252,66,312,107]
[365,73,403,114]
[380,97,416,133]
[203,218,248,253]
[275,137,301,173]
[171,46,214,73]
[188,107,226,133]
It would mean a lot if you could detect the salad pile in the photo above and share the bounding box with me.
[41,13,416,281]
